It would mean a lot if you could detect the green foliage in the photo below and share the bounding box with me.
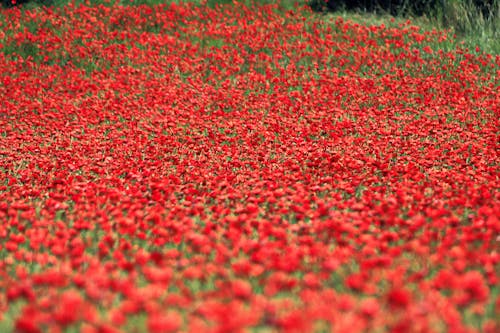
[309,0,499,54]
[438,0,499,35]
[428,0,499,54]
[310,0,441,16]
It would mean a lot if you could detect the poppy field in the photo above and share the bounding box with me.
[0,1,499,332]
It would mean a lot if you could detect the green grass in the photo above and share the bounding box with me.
[308,0,498,54]
[321,7,498,54]
[432,0,499,54]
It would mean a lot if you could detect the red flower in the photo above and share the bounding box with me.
[359,297,379,318]
[433,269,457,290]
[277,309,311,332]
[387,287,411,309]
[15,317,40,333]
[302,273,321,289]
[14,305,42,333]
[461,270,489,303]
[53,290,84,326]
[345,273,365,292]
[147,311,182,333]
[231,278,253,299]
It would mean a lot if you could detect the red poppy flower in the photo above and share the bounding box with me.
[147,311,182,333]
[387,287,411,309]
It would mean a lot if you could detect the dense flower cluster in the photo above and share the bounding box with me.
[0,1,499,332]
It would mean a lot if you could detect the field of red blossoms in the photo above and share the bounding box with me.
[0,1,499,332]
